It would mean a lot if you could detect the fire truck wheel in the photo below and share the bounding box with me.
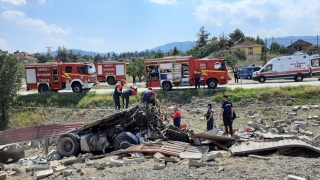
[258,76,266,83]
[107,76,116,85]
[57,133,80,157]
[72,83,83,93]
[38,84,49,93]
[207,79,218,89]
[162,81,172,91]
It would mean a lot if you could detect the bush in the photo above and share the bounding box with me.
[232,49,247,60]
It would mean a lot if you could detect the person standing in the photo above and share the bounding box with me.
[219,95,234,137]
[170,107,181,128]
[113,79,127,110]
[194,70,201,89]
[233,68,239,83]
[132,75,136,85]
[143,87,157,106]
[206,104,214,131]
[122,86,139,109]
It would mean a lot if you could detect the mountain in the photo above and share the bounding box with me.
[42,49,118,57]
[149,41,194,52]
[266,36,318,47]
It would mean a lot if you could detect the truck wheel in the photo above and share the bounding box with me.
[72,83,83,93]
[207,79,218,89]
[107,76,116,85]
[248,75,252,79]
[162,82,172,91]
[258,76,266,83]
[113,132,139,150]
[57,133,80,157]
[294,74,303,82]
[38,84,49,93]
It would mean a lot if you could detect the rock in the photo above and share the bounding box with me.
[285,120,292,125]
[256,118,263,124]
[166,162,174,167]
[188,174,193,177]
[273,121,281,126]
[307,116,312,120]
[200,117,205,120]
[310,105,319,109]
[293,121,307,126]
[287,175,306,180]
[301,106,309,110]
[288,112,297,116]
[252,123,268,130]
[36,169,53,179]
[62,169,73,177]
[61,157,85,166]
[292,106,300,111]
[276,126,286,133]
[290,125,298,130]
[53,165,67,172]
[109,158,124,167]
[134,152,144,157]
[179,152,202,159]
[202,152,222,162]
[268,128,279,133]
[6,171,15,176]
[154,152,165,159]
[298,128,305,135]
[247,121,253,125]
[305,131,313,136]
[123,157,146,164]
[153,164,165,170]
[189,160,206,167]
[312,124,319,126]
[49,160,60,168]
[0,172,7,180]
[32,164,50,171]
[36,159,47,164]
[85,159,94,165]
[72,163,83,169]
[289,130,298,135]
[218,167,225,172]
[164,157,180,163]
[313,116,319,119]
[249,116,255,119]
[314,134,320,140]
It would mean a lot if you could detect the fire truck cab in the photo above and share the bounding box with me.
[94,61,126,85]
[25,58,98,93]
[145,56,231,91]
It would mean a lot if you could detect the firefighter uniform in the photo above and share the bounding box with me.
[194,70,201,89]
[143,89,156,106]
[122,88,137,109]
[171,109,181,128]
[221,96,233,136]
[206,106,214,131]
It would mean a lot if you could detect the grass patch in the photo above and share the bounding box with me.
[8,108,48,129]
[13,85,320,109]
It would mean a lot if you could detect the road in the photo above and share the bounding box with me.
[18,78,320,95]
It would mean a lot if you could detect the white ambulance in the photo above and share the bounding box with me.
[253,53,320,83]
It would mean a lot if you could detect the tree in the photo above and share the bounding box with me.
[219,32,229,50]
[229,28,245,44]
[126,59,145,82]
[172,46,179,55]
[56,46,68,62]
[195,26,210,47]
[155,49,164,58]
[107,52,110,58]
[0,50,24,130]
[243,36,256,42]
[270,42,281,53]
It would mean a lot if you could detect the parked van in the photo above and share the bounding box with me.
[238,66,261,79]
[253,53,320,83]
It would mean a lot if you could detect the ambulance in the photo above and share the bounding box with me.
[253,53,320,83]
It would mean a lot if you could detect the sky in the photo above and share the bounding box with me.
[0,0,319,54]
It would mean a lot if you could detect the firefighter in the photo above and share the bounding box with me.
[113,79,127,110]
[143,87,157,106]
[206,104,214,131]
[194,70,201,89]
[233,68,239,83]
[122,86,138,109]
[170,107,181,128]
[132,75,136,84]
[219,94,234,137]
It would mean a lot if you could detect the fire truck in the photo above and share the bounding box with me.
[94,60,126,85]
[25,58,98,93]
[145,56,231,90]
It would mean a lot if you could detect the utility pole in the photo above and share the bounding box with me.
[264,37,267,65]
[45,46,52,57]
[180,42,182,52]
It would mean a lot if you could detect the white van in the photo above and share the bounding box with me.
[253,53,320,83]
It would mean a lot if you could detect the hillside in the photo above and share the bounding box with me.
[266,36,318,47]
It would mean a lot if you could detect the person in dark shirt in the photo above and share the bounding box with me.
[132,75,136,84]
[194,70,201,89]
[122,86,139,109]
[233,68,239,83]
[219,94,234,136]
[206,104,214,131]
[143,87,157,106]
[113,79,127,110]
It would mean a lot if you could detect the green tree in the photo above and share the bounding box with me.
[172,46,179,55]
[270,42,281,53]
[56,46,68,62]
[155,49,164,58]
[127,59,145,82]
[243,36,256,42]
[219,32,229,50]
[0,50,24,130]
[195,26,210,47]
[229,28,245,44]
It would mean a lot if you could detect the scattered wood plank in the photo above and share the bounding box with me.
[248,154,270,160]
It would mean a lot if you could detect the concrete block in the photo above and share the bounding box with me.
[292,106,300,111]
[293,121,307,126]
[153,164,165,170]
[301,106,309,110]
[179,152,202,159]
[189,160,206,167]
[287,175,306,180]
[109,158,124,167]
[32,164,49,171]
[61,157,84,166]
[85,159,94,165]
[53,165,67,172]
[310,105,319,109]
[62,169,73,177]
[202,152,222,162]
[290,125,298,130]
[36,169,53,179]
[123,157,145,164]
[166,162,174,167]
[305,131,313,136]
[298,128,305,134]
[164,157,180,163]
[154,152,165,159]
[313,116,319,119]
[72,163,83,169]
[0,172,7,180]
[289,130,298,135]
[288,112,297,116]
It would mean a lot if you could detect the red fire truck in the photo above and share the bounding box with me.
[94,60,126,85]
[25,58,99,93]
[145,56,231,90]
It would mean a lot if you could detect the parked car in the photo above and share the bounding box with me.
[238,66,261,79]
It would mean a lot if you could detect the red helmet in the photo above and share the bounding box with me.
[121,79,127,84]
[180,123,187,131]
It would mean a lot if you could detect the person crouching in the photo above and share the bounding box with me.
[122,86,139,109]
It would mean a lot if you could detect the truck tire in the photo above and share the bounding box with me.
[248,75,252,79]
[113,132,139,150]
[162,81,172,91]
[207,79,218,89]
[72,83,83,93]
[38,84,49,93]
[57,133,80,157]
[258,76,266,83]
[166,127,189,143]
[294,74,304,82]
[107,76,116,85]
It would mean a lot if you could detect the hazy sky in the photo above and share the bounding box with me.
[0,0,319,53]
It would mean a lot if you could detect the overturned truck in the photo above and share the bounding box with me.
[56,103,190,157]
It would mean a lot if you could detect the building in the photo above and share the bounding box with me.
[287,39,313,53]
[230,41,263,55]
[13,51,39,64]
